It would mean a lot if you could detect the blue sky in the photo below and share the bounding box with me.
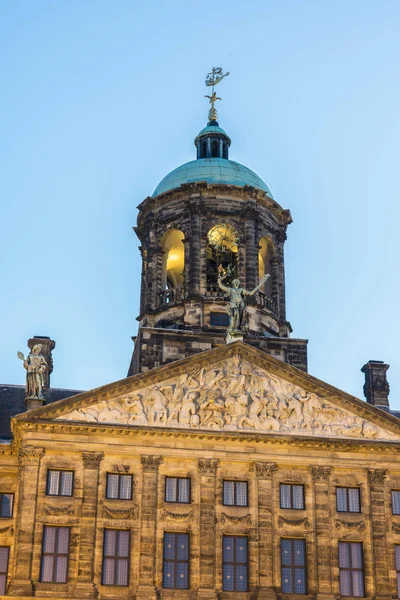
[1,1,400,407]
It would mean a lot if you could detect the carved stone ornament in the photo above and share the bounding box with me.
[104,506,138,520]
[336,520,366,532]
[368,468,387,485]
[392,522,400,534]
[255,462,277,479]
[43,504,74,516]
[57,357,399,442]
[141,455,163,471]
[0,525,13,536]
[198,459,219,475]
[278,516,310,528]
[112,464,130,473]
[311,466,331,481]
[220,513,252,526]
[161,509,193,522]
[18,446,45,467]
[82,451,104,469]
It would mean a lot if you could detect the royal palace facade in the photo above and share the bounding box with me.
[1,71,400,600]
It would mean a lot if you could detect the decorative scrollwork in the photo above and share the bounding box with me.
[198,459,219,475]
[311,466,331,481]
[104,506,138,520]
[278,516,310,528]
[141,455,163,472]
[368,469,387,485]
[335,520,366,532]
[18,446,45,467]
[43,504,74,516]
[161,509,193,522]
[82,451,104,469]
[255,462,277,479]
[220,513,252,526]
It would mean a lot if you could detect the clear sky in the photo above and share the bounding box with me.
[1,1,400,407]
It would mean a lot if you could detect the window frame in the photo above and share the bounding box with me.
[222,534,249,592]
[395,544,400,598]
[46,470,74,497]
[164,477,191,504]
[0,493,14,518]
[280,483,305,510]
[40,525,70,583]
[280,537,307,594]
[0,546,10,595]
[222,480,249,507]
[162,531,190,590]
[105,473,133,501]
[338,541,365,597]
[336,487,361,513]
[392,490,400,515]
[102,528,130,587]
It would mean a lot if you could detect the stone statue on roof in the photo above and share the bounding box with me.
[18,344,47,399]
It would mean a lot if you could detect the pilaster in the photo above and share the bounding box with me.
[244,212,257,292]
[255,462,278,600]
[368,469,391,599]
[188,201,202,297]
[73,451,104,599]
[311,466,332,598]
[8,446,45,597]
[197,459,219,599]
[136,455,163,600]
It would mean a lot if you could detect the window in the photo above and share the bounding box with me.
[280,484,305,510]
[336,488,361,513]
[281,538,307,594]
[396,545,400,597]
[223,535,248,591]
[163,532,190,589]
[165,477,191,503]
[102,529,130,586]
[106,474,132,500]
[223,481,248,506]
[210,312,230,327]
[338,541,365,597]
[0,493,14,518]
[392,491,400,515]
[0,547,9,595]
[40,526,70,583]
[46,470,74,497]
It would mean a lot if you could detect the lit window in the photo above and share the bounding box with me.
[281,538,307,594]
[163,532,190,589]
[336,487,361,513]
[338,541,365,597]
[40,526,70,583]
[223,481,248,506]
[223,535,248,592]
[102,529,130,586]
[106,474,132,500]
[0,494,13,518]
[165,477,191,503]
[46,470,74,497]
[280,484,305,510]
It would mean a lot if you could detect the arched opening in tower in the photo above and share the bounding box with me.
[161,229,185,290]
[258,236,274,297]
[206,224,239,292]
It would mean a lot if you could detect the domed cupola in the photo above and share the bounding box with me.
[194,122,231,159]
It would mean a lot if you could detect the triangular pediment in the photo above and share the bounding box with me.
[16,342,400,443]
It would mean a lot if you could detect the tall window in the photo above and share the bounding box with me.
[336,488,361,513]
[206,224,239,291]
[0,493,14,518]
[258,236,274,297]
[223,535,248,592]
[280,484,305,510]
[165,477,191,503]
[395,545,400,597]
[46,470,74,497]
[223,481,248,506]
[392,490,400,515]
[338,541,365,597]
[161,229,185,290]
[102,529,130,586]
[281,538,307,594]
[40,526,70,583]
[163,532,190,589]
[106,474,132,500]
[0,547,9,595]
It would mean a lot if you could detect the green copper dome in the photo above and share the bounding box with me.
[153,158,273,197]
[194,125,231,145]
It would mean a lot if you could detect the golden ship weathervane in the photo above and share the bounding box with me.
[205,66,229,122]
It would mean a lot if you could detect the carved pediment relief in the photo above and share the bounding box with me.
[55,355,398,442]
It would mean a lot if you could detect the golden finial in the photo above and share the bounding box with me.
[205,67,229,122]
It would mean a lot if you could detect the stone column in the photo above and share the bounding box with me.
[256,462,277,600]
[188,203,202,297]
[270,257,279,311]
[73,451,104,599]
[197,459,219,600]
[244,212,258,293]
[368,469,391,599]
[275,242,287,321]
[8,446,45,596]
[136,455,163,600]
[311,466,332,599]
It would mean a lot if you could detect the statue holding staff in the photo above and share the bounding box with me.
[218,271,270,332]
[17,344,47,399]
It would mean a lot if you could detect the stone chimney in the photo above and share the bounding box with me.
[361,360,390,409]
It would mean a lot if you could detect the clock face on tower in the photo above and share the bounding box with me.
[207,224,239,253]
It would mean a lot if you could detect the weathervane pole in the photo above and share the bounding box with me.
[205,67,229,123]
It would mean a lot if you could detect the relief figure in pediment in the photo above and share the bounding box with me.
[199,394,225,429]
[145,386,168,425]
[179,391,200,427]
[122,394,147,425]
[199,366,224,390]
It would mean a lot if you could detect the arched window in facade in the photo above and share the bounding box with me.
[161,229,185,290]
[258,236,274,297]
[206,224,239,292]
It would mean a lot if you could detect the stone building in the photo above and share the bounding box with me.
[1,79,400,600]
